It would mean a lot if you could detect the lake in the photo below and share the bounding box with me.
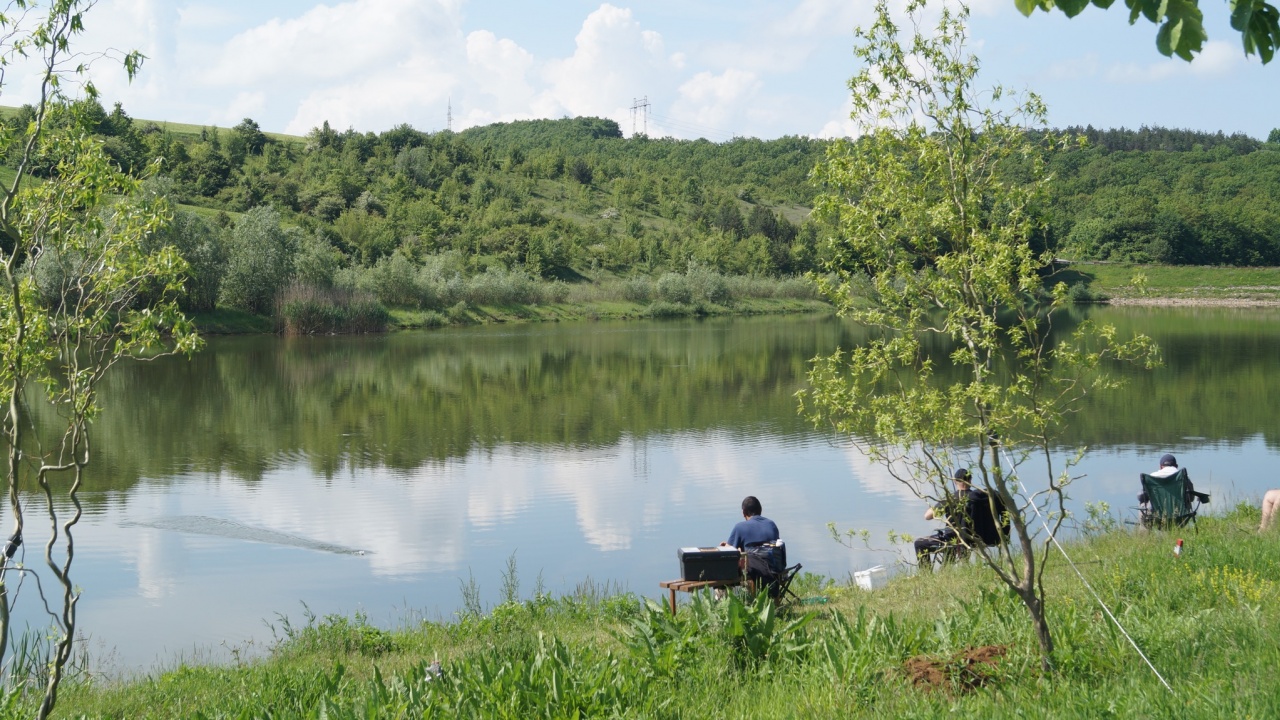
[6,306,1280,673]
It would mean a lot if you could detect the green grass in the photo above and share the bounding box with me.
[1056,261,1280,303]
[29,503,1280,718]
[190,308,274,334]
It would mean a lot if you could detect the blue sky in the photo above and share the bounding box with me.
[33,0,1280,140]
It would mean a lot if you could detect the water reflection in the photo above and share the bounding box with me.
[4,309,1280,672]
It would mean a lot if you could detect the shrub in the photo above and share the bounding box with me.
[686,263,730,305]
[294,231,344,289]
[465,267,541,305]
[366,252,422,307]
[621,277,654,303]
[446,301,471,322]
[1068,283,1107,303]
[220,205,298,314]
[161,209,225,312]
[655,272,693,304]
[541,280,570,303]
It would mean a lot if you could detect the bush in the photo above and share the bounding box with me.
[161,209,225,312]
[655,273,693,304]
[1068,283,1108,303]
[294,231,344,289]
[622,277,654,303]
[724,275,818,300]
[464,267,541,305]
[365,252,422,307]
[541,280,570,304]
[686,263,730,305]
[446,301,471,322]
[220,205,298,314]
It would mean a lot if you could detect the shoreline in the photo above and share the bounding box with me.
[1103,297,1280,307]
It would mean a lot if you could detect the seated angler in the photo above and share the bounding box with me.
[723,495,780,551]
[914,468,1005,570]
[1138,453,1197,507]
[721,495,782,588]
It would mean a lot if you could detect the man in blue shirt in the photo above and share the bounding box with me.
[718,496,782,596]
[723,496,780,550]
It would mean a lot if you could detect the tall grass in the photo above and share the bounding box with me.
[48,504,1280,718]
[276,283,389,334]
[340,253,821,314]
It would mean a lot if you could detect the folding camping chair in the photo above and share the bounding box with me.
[770,562,803,603]
[1139,469,1209,530]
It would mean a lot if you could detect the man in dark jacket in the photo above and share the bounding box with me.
[914,468,1006,569]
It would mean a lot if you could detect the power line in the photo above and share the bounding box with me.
[647,111,737,142]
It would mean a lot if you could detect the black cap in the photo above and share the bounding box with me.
[1159,454,1177,468]
[953,468,971,481]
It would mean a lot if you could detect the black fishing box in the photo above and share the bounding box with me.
[678,546,741,582]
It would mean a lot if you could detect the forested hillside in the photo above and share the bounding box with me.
[1045,128,1280,265]
[5,100,1280,328]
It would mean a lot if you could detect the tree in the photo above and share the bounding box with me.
[1016,0,1280,64]
[800,0,1158,671]
[232,117,268,157]
[0,3,199,716]
[219,205,299,314]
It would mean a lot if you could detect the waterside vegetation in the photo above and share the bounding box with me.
[9,96,1280,333]
[26,503,1280,719]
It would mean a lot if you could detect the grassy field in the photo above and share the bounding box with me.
[23,502,1280,718]
[1056,262,1280,304]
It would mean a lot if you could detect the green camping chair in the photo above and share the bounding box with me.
[1138,468,1209,530]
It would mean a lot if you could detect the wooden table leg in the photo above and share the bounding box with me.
[668,587,677,614]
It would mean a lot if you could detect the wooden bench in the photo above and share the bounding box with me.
[658,577,744,614]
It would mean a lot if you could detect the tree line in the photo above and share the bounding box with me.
[5,100,1280,323]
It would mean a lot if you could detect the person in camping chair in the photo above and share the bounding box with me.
[1138,454,1197,507]
[914,468,1003,570]
[721,496,782,589]
[723,495,779,551]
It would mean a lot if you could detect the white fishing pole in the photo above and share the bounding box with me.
[996,446,1174,693]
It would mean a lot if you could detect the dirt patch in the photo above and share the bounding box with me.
[903,645,1008,695]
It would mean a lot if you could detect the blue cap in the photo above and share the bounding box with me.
[953,468,971,480]
[1160,454,1177,468]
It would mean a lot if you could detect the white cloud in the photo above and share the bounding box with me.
[668,68,761,135]
[776,0,875,38]
[176,4,240,31]
[540,4,678,127]
[1041,52,1101,82]
[206,0,462,85]
[1105,40,1244,84]
[218,91,268,127]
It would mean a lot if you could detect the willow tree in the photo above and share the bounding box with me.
[0,2,199,716]
[800,0,1158,671]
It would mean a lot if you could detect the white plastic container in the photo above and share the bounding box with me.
[854,565,888,591]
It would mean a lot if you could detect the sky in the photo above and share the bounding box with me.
[11,0,1279,141]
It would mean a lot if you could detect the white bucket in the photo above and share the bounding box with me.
[854,565,887,591]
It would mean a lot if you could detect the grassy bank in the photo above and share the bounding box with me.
[193,270,834,335]
[188,261,1280,336]
[31,503,1280,718]
[1058,261,1280,304]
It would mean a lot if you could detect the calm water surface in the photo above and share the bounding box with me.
[8,307,1280,672]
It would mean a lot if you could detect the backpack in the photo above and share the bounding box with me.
[744,540,786,579]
